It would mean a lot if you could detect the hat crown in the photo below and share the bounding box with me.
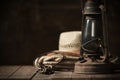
[59,31,82,52]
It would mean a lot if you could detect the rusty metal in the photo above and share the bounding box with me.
[74,60,114,74]
[83,0,101,15]
[74,0,114,74]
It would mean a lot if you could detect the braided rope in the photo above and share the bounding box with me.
[34,51,80,74]
[34,54,64,74]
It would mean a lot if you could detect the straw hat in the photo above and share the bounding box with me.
[58,31,82,54]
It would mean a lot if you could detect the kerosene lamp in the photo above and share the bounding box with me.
[74,0,113,73]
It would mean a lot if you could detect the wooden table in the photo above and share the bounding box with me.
[0,65,120,80]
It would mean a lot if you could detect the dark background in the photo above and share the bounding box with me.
[0,0,120,65]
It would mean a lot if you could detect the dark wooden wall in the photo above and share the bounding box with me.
[0,0,81,65]
[106,0,120,57]
[0,0,120,65]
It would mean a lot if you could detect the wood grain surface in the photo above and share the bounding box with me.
[0,65,120,80]
[9,66,38,80]
[0,66,21,79]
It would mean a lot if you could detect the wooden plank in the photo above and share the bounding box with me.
[32,71,54,80]
[51,71,72,80]
[0,66,21,80]
[32,71,72,80]
[54,65,74,71]
[72,73,120,80]
[9,66,38,80]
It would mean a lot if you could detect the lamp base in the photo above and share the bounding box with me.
[74,58,114,74]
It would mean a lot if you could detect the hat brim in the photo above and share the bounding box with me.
[46,50,80,57]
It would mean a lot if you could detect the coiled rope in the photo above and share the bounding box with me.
[34,51,79,74]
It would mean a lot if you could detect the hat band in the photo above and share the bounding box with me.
[59,43,80,49]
